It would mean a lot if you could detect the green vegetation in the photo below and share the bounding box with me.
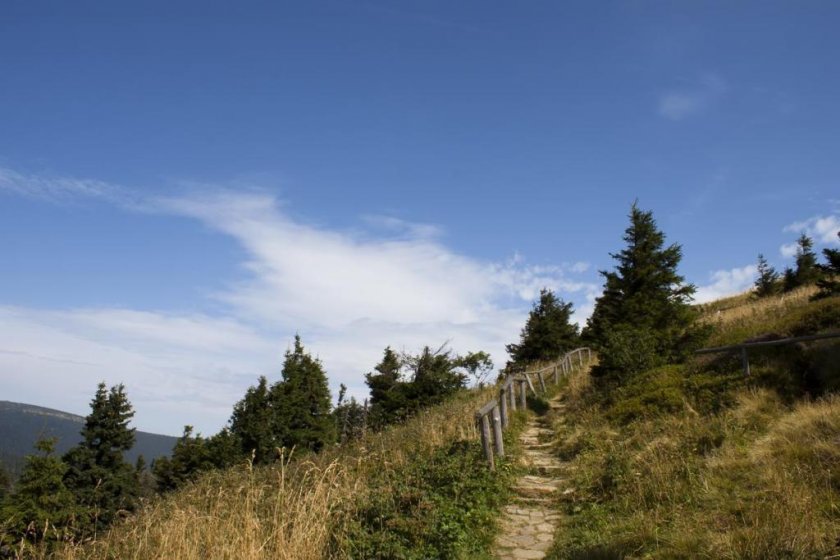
[506,288,580,367]
[547,290,840,559]
[584,203,706,379]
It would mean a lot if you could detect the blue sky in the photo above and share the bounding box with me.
[1,1,838,435]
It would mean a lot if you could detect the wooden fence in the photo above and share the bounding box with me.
[695,331,840,376]
[474,347,592,470]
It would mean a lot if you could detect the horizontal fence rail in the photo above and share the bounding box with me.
[695,331,840,377]
[474,347,592,470]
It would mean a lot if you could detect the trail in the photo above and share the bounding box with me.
[493,397,571,560]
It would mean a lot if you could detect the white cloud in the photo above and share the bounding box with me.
[779,212,840,258]
[1,174,599,435]
[783,214,840,244]
[658,73,727,121]
[780,242,798,259]
[693,264,758,304]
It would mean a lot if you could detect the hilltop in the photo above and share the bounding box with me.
[0,401,178,476]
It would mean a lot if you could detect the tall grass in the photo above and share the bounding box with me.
[6,386,509,560]
[547,293,840,559]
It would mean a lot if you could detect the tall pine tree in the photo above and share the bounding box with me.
[754,253,780,298]
[784,234,821,291]
[229,376,281,464]
[1,439,77,545]
[506,288,579,366]
[584,203,703,378]
[815,231,840,298]
[63,383,139,535]
[275,335,335,452]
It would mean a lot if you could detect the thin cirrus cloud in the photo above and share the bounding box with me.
[693,264,758,304]
[658,73,727,121]
[0,167,598,434]
[780,213,840,258]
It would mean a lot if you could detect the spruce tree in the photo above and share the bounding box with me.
[229,376,281,464]
[274,335,335,452]
[365,347,407,428]
[3,438,77,544]
[152,426,215,492]
[584,203,702,378]
[754,253,780,297]
[63,383,139,535]
[506,288,579,366]
[334,385,368,443]
[785,234,821,290]
[815,231,840,298]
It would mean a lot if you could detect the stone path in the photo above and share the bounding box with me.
[493,400,570,560]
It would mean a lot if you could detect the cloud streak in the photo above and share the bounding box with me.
[658,74,727,121]
[0,170,599,434]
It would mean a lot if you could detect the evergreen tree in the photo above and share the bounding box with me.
[506,289,579,366]
[334,385,368,443]
[152,426,215,492]
[0,461,10,501]
[229,376,281,464]
[63,383,139,535]
[815,231,840,298]
[274,335,335,452]
[583,203,702,378]
[753,253,780,297]
[784,234,821,290]
[405,344,467,404]
[454,351,494,387]
[365,347,408,428]
[2,438,77,544]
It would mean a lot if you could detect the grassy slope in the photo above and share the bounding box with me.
[547,289,840,559]
[13,386,520,560]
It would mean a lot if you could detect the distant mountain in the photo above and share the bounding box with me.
[0,401,178,477]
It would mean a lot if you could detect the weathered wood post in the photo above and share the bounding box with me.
[587,348,592,362]
[578,349,583,367]
[491,407,504,458]
[537,370,547,393]
[553,364,559,384]
[499,386,509,428]
[741,347,751,377]
[508,380,517,411]
[477,412,494,470]
[518,379,527,409]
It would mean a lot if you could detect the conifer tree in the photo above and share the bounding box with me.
[2,438,77,544]
[152,426,215,492]
[754,253,780,297]
[334,384,368,443]
[274,335,335,452]
[63,383,139,535]
[230,376,281,464]
[506,289,579,366]
[815,231,840,298]
[584,203,702,378]
[784,234,821,291]
[365,347,407,428]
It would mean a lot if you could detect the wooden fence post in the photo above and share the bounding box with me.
[518,379,527,409]
[537,370,547,393]
[578,349,583,367]
[509,381,517,411]
[491,407,504,458]
[478,413,494,470]
[553,364,559,384]
[499,387,508,428]
[587,348,592,362]
[741,347,751,377]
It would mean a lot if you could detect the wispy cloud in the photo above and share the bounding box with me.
[0,170,598,434]
[658,73,727,121]
[693,264,757,303]
[779,212,840,258]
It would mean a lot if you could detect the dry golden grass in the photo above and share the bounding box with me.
[15,387,498,560]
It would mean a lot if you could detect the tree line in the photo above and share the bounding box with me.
[754,232,840,299]
[0,336,493,551]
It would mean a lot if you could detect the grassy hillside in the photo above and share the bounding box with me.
[0,402,178,477]
[546,289,840,559]
[11,386,522,560]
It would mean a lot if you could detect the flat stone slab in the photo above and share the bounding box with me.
[494,396,572,559]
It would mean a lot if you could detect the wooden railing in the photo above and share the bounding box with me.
[475,347,592,469]
[695,331,840,376]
